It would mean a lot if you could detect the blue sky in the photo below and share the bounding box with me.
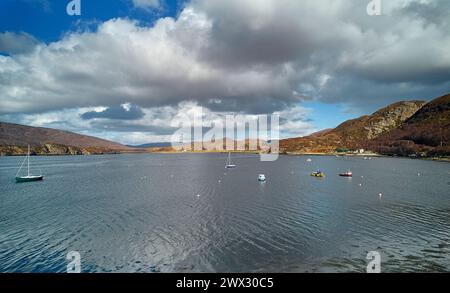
[0,0,449,144]
[0,0,184,43]
[302,102,361,131]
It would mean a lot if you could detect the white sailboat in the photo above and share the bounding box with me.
[15,145,43,183]
[225,152,236,169]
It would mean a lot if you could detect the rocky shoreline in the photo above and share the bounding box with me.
[0,144,123,156]
[282,152,449,162]
[2,145,448,163]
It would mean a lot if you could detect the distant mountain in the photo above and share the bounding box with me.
[0,122,132,155]
[147,138,265,152]
[280,100,426,154]
[129,142,172,148]
[370,93,450,156]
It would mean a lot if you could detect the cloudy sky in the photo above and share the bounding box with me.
[0,0,449,145]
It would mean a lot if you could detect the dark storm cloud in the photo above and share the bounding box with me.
[81,105,145,120]
[319,74,450,112]
[202,95,296,115]
[401,0,450,28]
[0,32,40,55]
[197,9,314,68]
[88,120,177,134]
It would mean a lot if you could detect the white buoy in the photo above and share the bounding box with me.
[379,193,383,198]
[417,173,421,176]
[359,183,362,186]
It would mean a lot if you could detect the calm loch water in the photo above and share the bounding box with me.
[0,154,449,272]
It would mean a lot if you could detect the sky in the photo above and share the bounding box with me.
[0,0,449,145]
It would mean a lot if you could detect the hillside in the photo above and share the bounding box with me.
[147,138,264,153]
[280,100,426,154]
[129,142,172,148]
[370,94,450,156]
[0,122,132,155]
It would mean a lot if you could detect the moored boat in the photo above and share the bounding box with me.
[311,171,325,178]
[16,175,44,183]
[15,145,44,183]
[225,152,236,168]
[339,171,353,177]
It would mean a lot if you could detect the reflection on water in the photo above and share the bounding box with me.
[0,154,449,272]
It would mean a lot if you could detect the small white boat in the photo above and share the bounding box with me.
[258,174,266,182]
[225,152,236,169]
[306,158,312,162]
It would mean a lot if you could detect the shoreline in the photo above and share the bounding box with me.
[2,149,449,163]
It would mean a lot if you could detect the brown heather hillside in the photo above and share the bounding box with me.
[370,93,450,157]
[0,122,132,155]
[280,100,426,153]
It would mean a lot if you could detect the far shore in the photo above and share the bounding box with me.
[1,148,449,163]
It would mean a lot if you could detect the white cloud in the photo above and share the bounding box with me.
[0,9,300,115]
[132,0,161,10]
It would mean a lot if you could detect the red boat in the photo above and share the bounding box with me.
[339,171,353,177]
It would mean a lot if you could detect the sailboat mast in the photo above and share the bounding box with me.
[27,145,30,176]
